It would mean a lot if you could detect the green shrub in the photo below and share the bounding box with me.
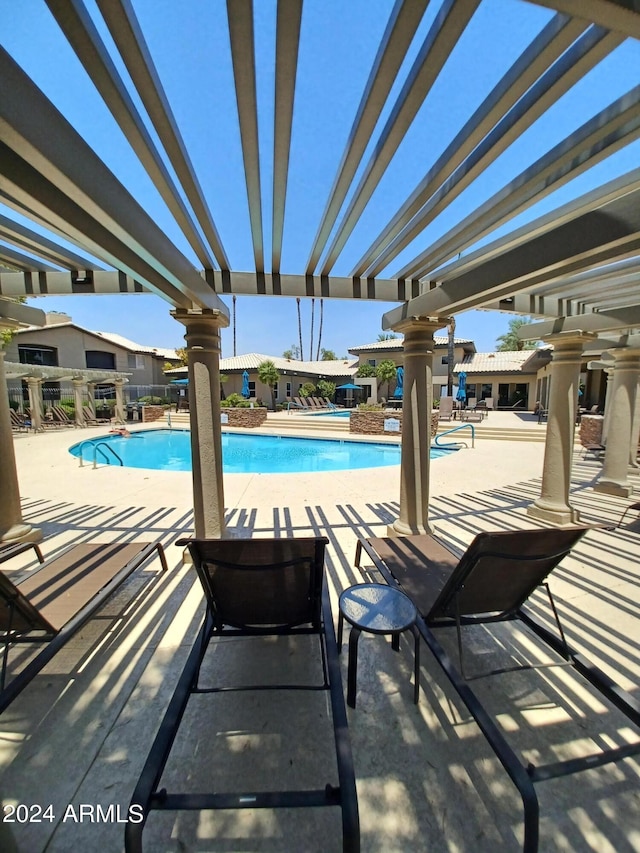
[357,403,383,411]
[137,395,168,405]
[300,382,316,397]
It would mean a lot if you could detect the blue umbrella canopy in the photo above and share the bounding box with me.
[241,370,250,398]
[170,378,189,385]
[392,366,403,398]
[336,383,362,390]
[456,371,467,402]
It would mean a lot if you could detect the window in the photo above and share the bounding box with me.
[286,382,292,396]
[127,353,145,370]
[86,350,115,370]
[273,383,278,396]
[441,356,449,365]
[481,383,492,399]
[18,345,58,366]
[367,359,376,367]
[248,381,256,396]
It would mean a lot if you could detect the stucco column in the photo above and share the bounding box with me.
[629,379,640,469]
[72,378,85,426]
[114,379,125,424]
[86,384,96,418]
[528,331,595,526]
[173,308,229,538]
[26,377,43,432]
[389,317,446,536]
[0,350,42,544]
[594,348,640,497]
[601,366,615,444]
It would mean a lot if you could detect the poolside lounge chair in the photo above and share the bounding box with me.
[9,409,29,432]
[292,396,311,410]
[82,405,111,425]
[126,537,359,853]
[354,527,640,853]
[438,397,453,421]
[0,540,44,567]
[0,540,167,713]
[51,404,75,426]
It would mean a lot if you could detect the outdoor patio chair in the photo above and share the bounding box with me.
[438,397,453,421]
[51,404,75,426]
[0,540,44,567]
[293,396,311,410]
[9,409,29,432]
[126,536,359,853]
[354,527,640,853]
[82,404,111,425]
[0,540,167,713]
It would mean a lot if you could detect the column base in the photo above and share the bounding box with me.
[594,480,634,498]
[0,523,43,546]
[388,519,433,537]
[527,501,580,527]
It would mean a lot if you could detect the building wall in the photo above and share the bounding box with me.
[6,325,164,387]
[354,343,469,401]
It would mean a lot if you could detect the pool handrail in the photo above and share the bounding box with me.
[434,423,475,449]
[76,440,124,468]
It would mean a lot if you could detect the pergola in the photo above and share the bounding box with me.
[1,0,639,544]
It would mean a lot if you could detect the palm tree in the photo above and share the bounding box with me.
[447,316,455,397]
[257,359,280,410]
[496,317,537,351]
[375,360,397,400]
[296,297,303,362]
[232,295,237,356]
[315,298,324,360]
[309,297,315,361]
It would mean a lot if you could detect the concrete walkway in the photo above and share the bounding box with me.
[1,420,638,852]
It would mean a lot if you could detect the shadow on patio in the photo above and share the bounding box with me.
[0,456,638,852]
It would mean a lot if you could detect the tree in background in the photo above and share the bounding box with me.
[296,298,303,362]
[320,348,337,360]
[447,316,455,397]
[356,364,376,378]
[300,381,316,398]
[175,347,188,365]
[496,317,537,351]
[316,379,336,401]
[257,359,280,410]
[377,333,398,341]
[283,344,302,359]
[375,360,397,399]
[315,298,324,359]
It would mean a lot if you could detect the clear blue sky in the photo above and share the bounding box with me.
[3,0,639,357]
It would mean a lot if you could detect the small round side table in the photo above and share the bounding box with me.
[338,583,420,709]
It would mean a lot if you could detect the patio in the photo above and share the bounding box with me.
[1,424,638,852]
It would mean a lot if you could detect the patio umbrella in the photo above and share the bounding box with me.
[241,370,250,398]
[456,371,467,402]
[336,383,362,390]
[170,378,189,385]
[392,366,403,398]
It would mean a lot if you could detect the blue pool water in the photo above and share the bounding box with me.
[70,429,454,474]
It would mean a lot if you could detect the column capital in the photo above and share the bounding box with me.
[171,307,230,331]
[390,315,450,337]
[541,330,598,351]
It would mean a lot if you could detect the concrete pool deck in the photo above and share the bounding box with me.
[2,415,639,852]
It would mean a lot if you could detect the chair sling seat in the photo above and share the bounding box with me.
[0,541,167,712]
[125,536,359,853]
[355,527,640,853]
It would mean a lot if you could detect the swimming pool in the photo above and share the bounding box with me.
[70,429,454,474]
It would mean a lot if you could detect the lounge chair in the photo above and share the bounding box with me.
[51,404,75,426]
[0,540,44,567]
[354,527,640,853]
[292,396,312,410]
[0,540,167,713]
[82,404,111,425]
[126,537,359,853]
[438,397,453,421]
[9,409,29,432]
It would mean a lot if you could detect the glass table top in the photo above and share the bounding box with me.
[339,583,417,633]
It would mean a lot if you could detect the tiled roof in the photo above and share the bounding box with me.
[349,336,473,353]
[167,353,358,376]
[15,320,179,360]
[92,330,179,360]
[454,350,542,374]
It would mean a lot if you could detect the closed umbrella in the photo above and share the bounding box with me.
[241,370,250,399]
[456,371,467,403]
[392,366,403,399]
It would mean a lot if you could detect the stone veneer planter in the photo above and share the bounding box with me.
[579,414,603,447]
[350,410,439,436]
[221,407,268,428]
[141,405,168,423]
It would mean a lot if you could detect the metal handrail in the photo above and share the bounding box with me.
[434,423,475,449]
[76,440,97,467]
[92,442,124,468]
